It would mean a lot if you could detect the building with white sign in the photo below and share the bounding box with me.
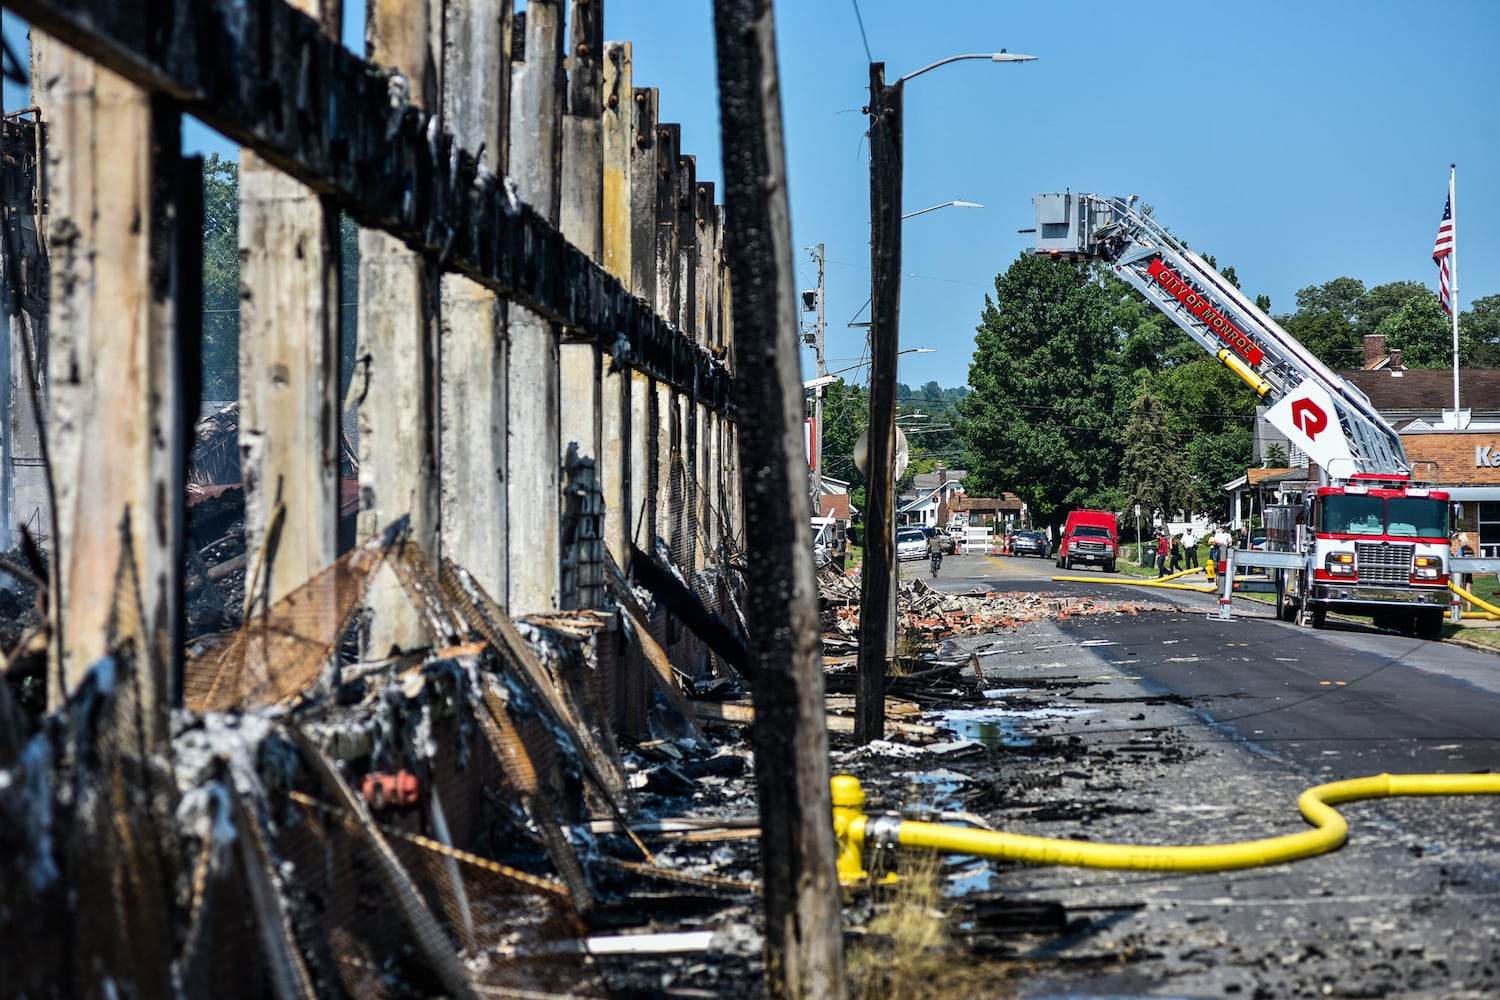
[1229,337,1500,554]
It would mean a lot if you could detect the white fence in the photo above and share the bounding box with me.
[962,525,995,555]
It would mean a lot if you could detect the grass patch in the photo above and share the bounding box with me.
[847,855,1028,1000]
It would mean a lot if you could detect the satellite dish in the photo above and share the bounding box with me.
[852,426,910,479]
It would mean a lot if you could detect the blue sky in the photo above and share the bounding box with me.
[7,2,1498,392]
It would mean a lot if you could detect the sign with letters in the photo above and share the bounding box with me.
[1265,382,1354,470]
[1146,258,1264,366]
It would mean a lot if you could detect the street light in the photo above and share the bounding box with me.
[896,50,1037,85]
[855,50,1035,745]
[806,346,935,387]
[902,199,983,220]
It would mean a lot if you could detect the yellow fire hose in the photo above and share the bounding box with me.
[831,772,1500,883]
[1450,579,1500,619]
[1052,569,1216,593]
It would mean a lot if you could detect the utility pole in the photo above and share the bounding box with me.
[810,244,826,505]
[712,0,844,993]
[856,63,902,745]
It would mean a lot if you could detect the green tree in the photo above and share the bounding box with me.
[198,157,362,405]
[1277,277,1366,368]
[1357,280,1430,340]
[1148,356,1254,515]
[1375,292,1454,368]
[1110,269,1182,377]
[1292,276,1366,322]
[1263,442,1289,467]
[339,212,361,401]
[1120,388,1195,526]
[201,153,240,399]
[1462,294,1500,367]
[957,255,1122,531]
[1280,308,1356,369]
[1187,425,1252,519]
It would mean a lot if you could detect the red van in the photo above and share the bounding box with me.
[1056,510,1120,573]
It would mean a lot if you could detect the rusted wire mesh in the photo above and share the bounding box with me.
[54,654,181,1000]
[182,518,407,711]
[0,533,181,997]
[280,790,605,998]
[441,561,631,818]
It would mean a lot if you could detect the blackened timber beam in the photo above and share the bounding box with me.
[6,0,734,415]
[711,0,843,994]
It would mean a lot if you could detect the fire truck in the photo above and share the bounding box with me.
[1030,193,1453,638]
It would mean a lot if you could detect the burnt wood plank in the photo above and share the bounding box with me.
[8,0,733,413]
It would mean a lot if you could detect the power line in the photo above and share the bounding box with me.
[848,0,873,63]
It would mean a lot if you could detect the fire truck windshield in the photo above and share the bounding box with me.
[1321,494,1449,539]
[1386,497,1450,538]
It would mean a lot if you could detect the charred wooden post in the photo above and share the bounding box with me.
[559,0,605,610]
[710,0,844,995]
[856,63,902,744]
[506,0,565,615]
[718,220,742,563]
[38,39,186,739]
[358,0,441,654]
[653,124,682,563]
[600,41,633,570]
[0,112,48,547]
[439,0,513,604]
[629,88,660,552]
[693,181,720,571]
[238,0,342,614]
[674,153,699,573]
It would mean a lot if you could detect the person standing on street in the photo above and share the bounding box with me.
[1156,533,1169,578]
[1210,524,1231,569]
[1181,525,1198,569]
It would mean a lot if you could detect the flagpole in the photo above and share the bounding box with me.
[1450,163,1460,417]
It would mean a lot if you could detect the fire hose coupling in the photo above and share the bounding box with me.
[831,772,1500,885]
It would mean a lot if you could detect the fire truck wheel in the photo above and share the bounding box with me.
[1416,609,1445,640]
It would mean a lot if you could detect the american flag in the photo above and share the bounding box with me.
[1433,179,1455,314]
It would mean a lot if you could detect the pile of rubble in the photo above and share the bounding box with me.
[820,570,1172,643]
[1,520,1196,997]
[0,519,768,999]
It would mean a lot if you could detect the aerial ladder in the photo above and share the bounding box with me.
[1030,193,1470,637]
[1031,193,1407,476]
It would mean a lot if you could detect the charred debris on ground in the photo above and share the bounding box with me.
[0,522,1186,996]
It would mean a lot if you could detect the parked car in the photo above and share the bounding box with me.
[896,527,929,561]
[1011,529,1050,558]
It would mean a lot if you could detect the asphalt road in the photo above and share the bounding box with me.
[930,548,1500,774]
[902,548,1500,997]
